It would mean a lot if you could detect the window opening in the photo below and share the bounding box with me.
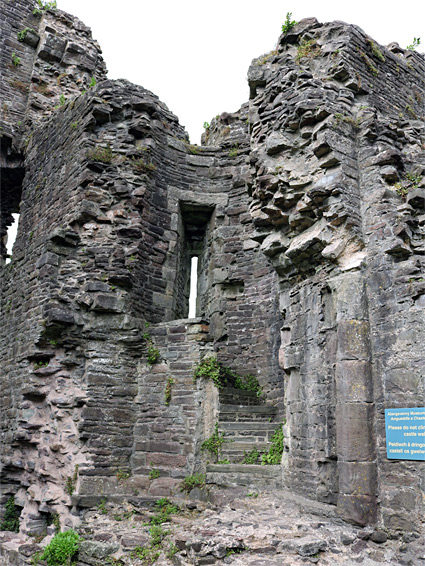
[5,213,20,264]
[1,135,24,264]
[188,256,198,318]
[173,203,214,320]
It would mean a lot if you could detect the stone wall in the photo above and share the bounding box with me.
[247,18,424,528]
[1,0,106,257]
[1,2,424,540]
[1,2,283,534]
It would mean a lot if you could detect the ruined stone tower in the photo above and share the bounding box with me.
[1,0,424,545]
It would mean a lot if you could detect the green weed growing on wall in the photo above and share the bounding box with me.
[32,530,79,566]
[261,427,284,465]
[33,0,57,17]
[0,496,20,532]
[281,12,297,34]
[201,423,227,462]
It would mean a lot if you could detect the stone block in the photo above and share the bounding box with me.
[36,252,59,268]
[337,494,377,526]
[120,534,149,549]
[91,293,123,313]
[337,320,370,361]
[336,403,375,461]
[148,477,180,496]
[146,453,187,468]
[338,461,377,496]
[335,360,373,402]
[78,540,120,561]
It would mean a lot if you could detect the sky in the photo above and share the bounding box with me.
[5,0,425,259]
[55,0,425,144]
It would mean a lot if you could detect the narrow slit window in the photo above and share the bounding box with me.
[188,256,198,318]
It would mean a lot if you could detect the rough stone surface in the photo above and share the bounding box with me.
[1,3,424,559]
[1,489,424,565]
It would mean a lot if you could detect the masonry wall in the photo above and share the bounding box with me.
[1,4,424,538]
[248,18,425,528]
[1,14,284,532]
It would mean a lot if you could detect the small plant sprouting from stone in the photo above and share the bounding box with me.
[10,79,29,93]
[193,356,261,394]
[167,543,179,559]
[228,144,239,157]
[143,323,160,365]
[164,377,174,405]
[147,498,179,526]
[201,423,227,462]
[65,464,79,495]
[34,82,53,97]
[407,37,421,51]
[405,100,418,120]
[32,530,79,566]
[114,509,134,521]
[147,343,160,365]
[334,113,361,129]
[393,172,422,198]
[98,498,108,514]
[89,76,96,88]
[281,12,297,34]
[367,39,385,62]
[296,38,321,64]
[187,143,199,155]
[33,0,57,16]
[59,93,66,106]
[242,447,261,464]
[179,473,206,494]
[358,48,378,77]
[116,468,131,481]
[130,156,157,173]
[149,467,161,480]
[203,122,210,130]
[226,546,247,557]
[0,496,20,532]
[234,373,262,396]
[261,427,284,465]
[17,28,35,42]
[193,356,225,388]
[11,52,21,67]
[143,321,151,340]
[131,545,161,565]
[34,360,49,369]
[257,49,278,65]
[87,143,113,164]
[131,520,173,565]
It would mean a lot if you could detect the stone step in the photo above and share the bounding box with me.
[219,422,280,443]
[206,463,281,490]
[220,422,279,432]
[219,404,278,422]
[219,387,261,406]
[221,442,269,464]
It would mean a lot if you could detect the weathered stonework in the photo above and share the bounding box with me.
[1,1,424,553]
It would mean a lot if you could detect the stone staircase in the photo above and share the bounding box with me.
[206,388,282,490]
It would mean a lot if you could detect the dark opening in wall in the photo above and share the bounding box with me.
[173,203,214,319]
[1,135,24,264]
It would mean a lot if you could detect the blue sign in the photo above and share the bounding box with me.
[385,407,425,461]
